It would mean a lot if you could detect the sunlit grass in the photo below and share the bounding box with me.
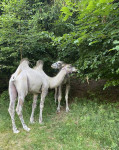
[0,91,119,150]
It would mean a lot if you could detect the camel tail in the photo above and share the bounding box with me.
[9,79,17,101]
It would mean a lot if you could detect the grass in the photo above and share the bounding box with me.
[0,91,119,150]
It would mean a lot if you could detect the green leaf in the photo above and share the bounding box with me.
[89,40,99,45]
[113,40,119,44]
[112,45,119,51]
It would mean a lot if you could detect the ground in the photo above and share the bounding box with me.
[71,77,119,102]
[0,79,119,150]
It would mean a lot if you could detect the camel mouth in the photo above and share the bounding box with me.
[73,69,78,72]
[71,68,78,73]
[51,64,57,69]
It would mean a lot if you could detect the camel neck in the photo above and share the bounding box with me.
[49,69,67,89]
[34,67,67,89]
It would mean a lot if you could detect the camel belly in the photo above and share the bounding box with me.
[28,80,42,93]
[25,71,43,93]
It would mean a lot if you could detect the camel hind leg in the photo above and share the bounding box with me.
[16,95,30,132]
[57,85,62,112]
[8,98,19,133]
[54,87,58,103]
[15,73,30,132]
[39,88,48,124]
[8,80,19,133]
[65,84,70,112]
[30,94,38,123]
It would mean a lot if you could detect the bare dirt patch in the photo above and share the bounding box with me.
[70,77,119,102]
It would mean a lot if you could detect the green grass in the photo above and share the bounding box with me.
[0,91,119,150]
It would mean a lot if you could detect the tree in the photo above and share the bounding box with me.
[52,0,119,88]
[0,0,61,91]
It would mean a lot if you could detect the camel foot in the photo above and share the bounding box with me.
[66,108,70,112]
[39,119,44,124]
[57,108,60,113]
[30,118,35,124]
[23,125,30,132]
[13,128,20,134]
[55,99,57,104]
[30,121,35,124]
[39,120,43,124]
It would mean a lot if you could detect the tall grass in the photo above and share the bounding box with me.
[0,91,119,150]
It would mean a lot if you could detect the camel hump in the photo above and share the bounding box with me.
[11,58,30,81]
[20,58,29,65]
[34,60,44,70]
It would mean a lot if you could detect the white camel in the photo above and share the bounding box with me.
[51,61,71,112]
[8,59,77,133]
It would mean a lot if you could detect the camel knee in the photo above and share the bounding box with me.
[8,107,13,115]
[16,98,24,115]
[16,106,22,116]
[65,95,68,100]
[8,106,11,113]
[8,102,15,115]
[8,108,12,115]
[16,102,23,116]
[32,101,37,109]
[40,103,44,110]
[58,96,62,102]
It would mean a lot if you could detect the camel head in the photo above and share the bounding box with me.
[62,64,78,74]
[51,61,66,70]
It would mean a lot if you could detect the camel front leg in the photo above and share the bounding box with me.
[57,85,62,112]
[39,90,48,124]
[30,94,38,123]
[65,84,70,112]
[16,96,30,132]
[54,87,58,103]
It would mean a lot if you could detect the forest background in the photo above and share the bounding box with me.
[0,0,119,92]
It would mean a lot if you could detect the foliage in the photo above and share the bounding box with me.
[1,0,119,90]
[0,0,61,78]
[52,0,119,87]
